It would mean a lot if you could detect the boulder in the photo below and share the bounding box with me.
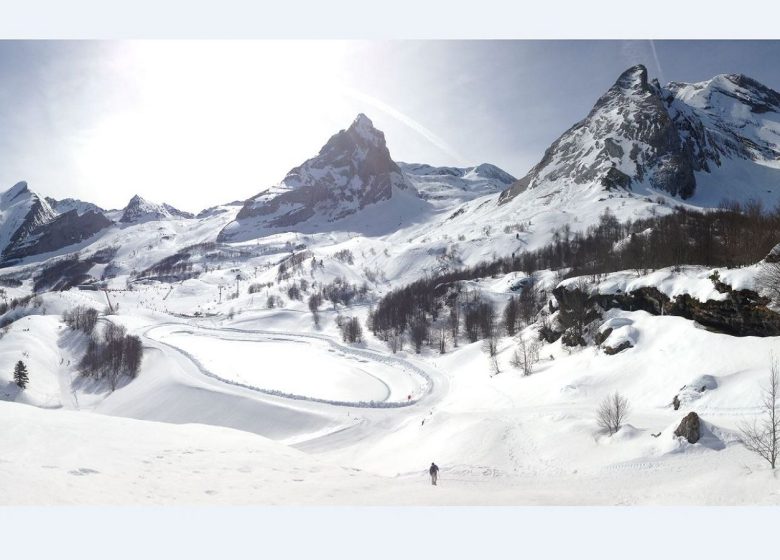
[603,340,633,355]
[594,327,613,345]
[674,412,701,444]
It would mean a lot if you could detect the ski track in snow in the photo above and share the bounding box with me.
[143,322,434,408]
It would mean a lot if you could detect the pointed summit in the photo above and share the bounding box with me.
[347,113,383,146]
[613,64,649,93]
[220,114,421,239]
[500,64,695,204]
[120,194,192,223]
[3,181,30,202]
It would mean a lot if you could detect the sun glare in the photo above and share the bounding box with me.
[75,41,354,210]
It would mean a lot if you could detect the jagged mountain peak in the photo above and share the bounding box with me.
[500,65,780,207]
[2,181,31,202]
[120,194,193,223]
[221,114,420,239]
[612,64,650,94]
[348,113,383,145]
[0,181,58,263]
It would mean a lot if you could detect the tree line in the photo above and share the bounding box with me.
[370,201,780,353]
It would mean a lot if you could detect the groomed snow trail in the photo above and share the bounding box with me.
[129,319,448,452]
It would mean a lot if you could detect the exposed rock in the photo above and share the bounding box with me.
[553,281,780,338]
[672,395,681,410]
[594,327,613,345]
[1,210,112,264]
[766,243,780,264]
[674,412,701,444]
[561,329,586,347]
[538,323,561,344]
[603,340,633,355]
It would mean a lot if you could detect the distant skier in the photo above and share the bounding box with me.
[429,462,439,486]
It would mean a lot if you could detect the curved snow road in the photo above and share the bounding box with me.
[143,322,433,408]
[132,320,448,451]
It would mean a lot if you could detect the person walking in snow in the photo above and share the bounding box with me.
[429,462,439,486]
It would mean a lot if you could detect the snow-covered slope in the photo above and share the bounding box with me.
[45,196,106,216]
[399,162,515,204]
[4,66,780,507]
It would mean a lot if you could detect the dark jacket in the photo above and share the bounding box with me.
[429,463,439,475]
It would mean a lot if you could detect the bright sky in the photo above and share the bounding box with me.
[1,40,780,212]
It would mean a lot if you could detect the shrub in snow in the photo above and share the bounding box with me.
[333,249,355,265]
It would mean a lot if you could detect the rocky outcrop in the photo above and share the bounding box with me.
[553,280,780,337]
[603,340,633,355]
[674,412,701,444]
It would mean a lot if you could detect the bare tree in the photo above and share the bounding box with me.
[597,392,630,435]
[510,337,540,376]
[740,356,780,469]
[482,333,498,357]
[482,333,500,375]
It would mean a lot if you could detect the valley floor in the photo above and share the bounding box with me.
[2,292,780,505]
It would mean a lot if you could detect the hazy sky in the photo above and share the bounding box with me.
[1,40,780,212]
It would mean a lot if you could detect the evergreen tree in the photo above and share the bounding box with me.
[13,360,28,389]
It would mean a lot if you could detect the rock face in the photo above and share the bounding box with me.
[603,340,633,355]
[0,181,57,263]
[674,412,701,444]
[1,210,112,264]
[553,281,780,337]
[499,65,780,205]
[221,114,418,237]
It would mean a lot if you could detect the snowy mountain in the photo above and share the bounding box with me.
[119,195,193,223]
[0,181,57,262]
[499,64,780,207]
[219,114,424,240]
[5,65,780,508]
[399,162,515,204]
[45,196,106,217]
